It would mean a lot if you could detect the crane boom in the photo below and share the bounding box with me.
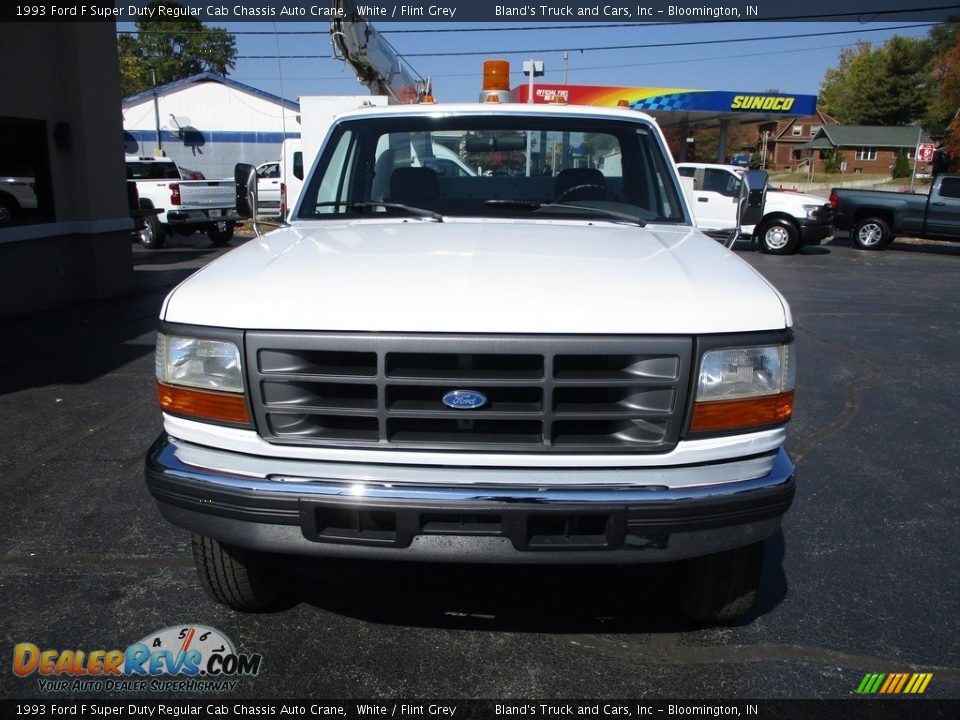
[330,0,427,103]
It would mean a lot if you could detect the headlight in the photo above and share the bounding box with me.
[802,203,825,220]
[690,343,795,433]
[155,332,251,425]
[156,334,244,392]
[697,345,795,400]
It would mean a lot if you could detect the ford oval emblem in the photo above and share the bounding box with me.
[442,390,488,410]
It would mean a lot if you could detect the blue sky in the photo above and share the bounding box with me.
[117,20,939,103]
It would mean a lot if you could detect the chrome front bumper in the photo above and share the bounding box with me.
[145,435,796,563]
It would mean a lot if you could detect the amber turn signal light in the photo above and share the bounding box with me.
[690,392,794,433]
[157,382,252,425]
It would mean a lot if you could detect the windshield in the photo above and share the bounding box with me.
[296,114,688,225]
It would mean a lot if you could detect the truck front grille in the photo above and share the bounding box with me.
[246,333,692,453]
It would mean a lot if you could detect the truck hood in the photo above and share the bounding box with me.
[766,188,829,210]
[162,219,790,334]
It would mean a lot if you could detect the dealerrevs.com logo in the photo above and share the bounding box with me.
[13,625,262,693]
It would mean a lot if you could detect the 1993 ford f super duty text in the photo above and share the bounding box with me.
[145,103,797,624]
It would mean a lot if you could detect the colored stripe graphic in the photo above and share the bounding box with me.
[857,673,932,694]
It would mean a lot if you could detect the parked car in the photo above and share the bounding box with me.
[830,174,960,249]
[255,161,284,219]
[0,173,38,223]
[126,156,239,249]
[677,163,834,254]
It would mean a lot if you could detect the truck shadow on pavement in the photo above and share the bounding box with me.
[0,285,164,395]
[731,239,832,256]
[283,531,788,634]
[0,240,240,394]
[827,235,960,256]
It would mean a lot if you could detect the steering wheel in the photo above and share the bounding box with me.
[555,183,616,202]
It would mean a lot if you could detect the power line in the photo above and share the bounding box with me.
[396,23,938,57]
[228,39,874,83]
[226,23,936,59]
[437,41,880,77]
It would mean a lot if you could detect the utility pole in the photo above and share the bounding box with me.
[523,59,544,177]
[910,124,922,192]
[151,67,162,154]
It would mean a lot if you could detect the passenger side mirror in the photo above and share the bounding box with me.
[235,163,257,219]
[738,169,768,227]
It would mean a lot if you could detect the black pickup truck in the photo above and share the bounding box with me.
[830,174,960,249]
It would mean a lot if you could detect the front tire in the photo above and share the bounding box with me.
[851,216,893,250]
[191,534,287,611]
[756,218,799,255]
[207,221,234,246]
[139,214,165,249]
[671,541,765,624]
[0,195,20,224]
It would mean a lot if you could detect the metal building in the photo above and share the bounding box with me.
[122,72,300,179]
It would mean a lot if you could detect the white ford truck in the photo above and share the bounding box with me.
[255,161,285,219]
[145,103,797,624]
[677,162,834,255]
[126,156,240,249]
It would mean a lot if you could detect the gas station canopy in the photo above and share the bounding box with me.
[511,84,818,128]
[511,84,818,162]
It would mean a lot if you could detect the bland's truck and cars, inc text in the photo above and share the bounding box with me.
[144,101,797,624]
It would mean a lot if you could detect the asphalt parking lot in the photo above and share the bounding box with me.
[1,231,958,701]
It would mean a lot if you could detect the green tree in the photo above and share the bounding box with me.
[872,36,931,126]
[818,37,929,126]
[821,149,842,174]
[818,42,880,123]
[117,0,236,96]
[892,152,912,178]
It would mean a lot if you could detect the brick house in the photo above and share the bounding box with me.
[796,125,932,175]
[758,111,839,170]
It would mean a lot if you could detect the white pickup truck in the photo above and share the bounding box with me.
[126,156,240,248]
[145,103,797,624]
[677,162,834,254]
[0,174,38,223]
[255,161,285,219]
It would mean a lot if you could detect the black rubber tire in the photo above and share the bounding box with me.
[671,541,765,624]
[851,216,893,250]
[756,218,800,255]
[191,534,287,611]
[0,195,20,224]
[139,213,165,249]
[207,222,234,246]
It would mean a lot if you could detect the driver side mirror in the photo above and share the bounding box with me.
[234,163,257,220]
[738,169,768,227]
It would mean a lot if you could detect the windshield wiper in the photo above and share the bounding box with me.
[313,200,443,222]
[484,199,646,227]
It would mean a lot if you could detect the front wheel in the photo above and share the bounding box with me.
[207,221,234,247]
[0,195,19,224]
[671,541,765,624]
[191,534,287,611]
[756,218,799,255]
[851,216,893,250]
